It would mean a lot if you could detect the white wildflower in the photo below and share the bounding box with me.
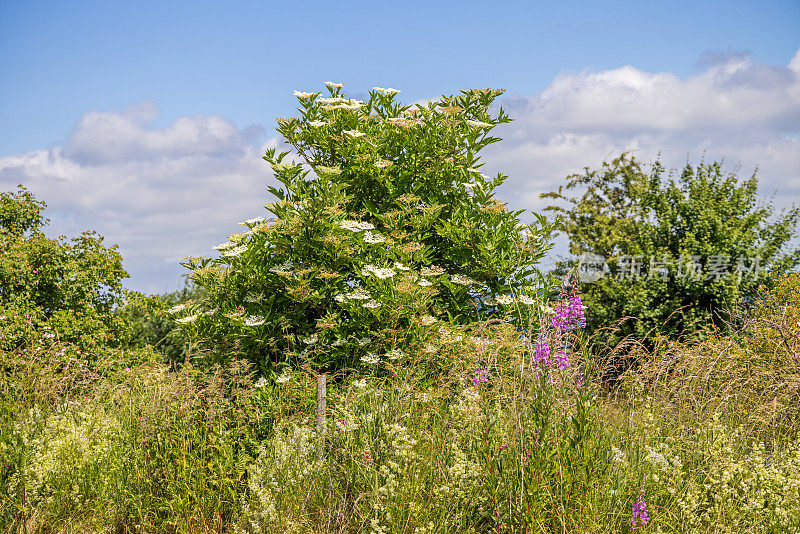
[363,300,380,309]
[361,353,380,364]
[494,295,515,305]
[324,81,343,88]
[332,338,346,346]
[317,96,346,104]
[307,120,327,127]
[374,160,393,168]
[212,242,234,251]
[363,231,386,244]
[465,119,493,128]
[518,294,536,305]
[245,316,266,327]
[354,378,367,388]
[450,274,477,285]
[176,314,199,324]
[422,343,437,354]
[417,278,433,287]
[269,261,293,273]
[254,377,268,388]
[357,337,371,346]
[373,87,401,96]
[364,265,397,279]
[393,262,410,271]
[385,348,405,360]
[239,217,266,226]
[339,220,374,231]
[276,372,291,384]
[343,130,365,138]
[348,288,371,300]
[167,304,186,314]
[221,245,247,257]
[293,90,316,98]
[420,315,437,325]
[334,294,346,303]
[272,162,295,172]
[421,265,445,276]
[300,333,319,344]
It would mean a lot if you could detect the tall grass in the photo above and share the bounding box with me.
[2,274,800,532]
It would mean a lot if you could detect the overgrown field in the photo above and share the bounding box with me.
[2,272,799,533]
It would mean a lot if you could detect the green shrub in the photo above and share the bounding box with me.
[178,84,556,376]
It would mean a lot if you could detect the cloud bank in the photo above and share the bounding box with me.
[2,47,799,291]
[0,102,277,293]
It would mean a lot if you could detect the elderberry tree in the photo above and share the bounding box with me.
[177,83,556,376]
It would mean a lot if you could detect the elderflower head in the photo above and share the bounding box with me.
[212,242,234,251]
[417,278,433,287]
[275,371,291,384]
[348,288,371,300]
[494,295,515,305]
[362,300,380,309]
[245,316,266,327]
[272,162,296,172]
[420,315,437,325]
[363,265,396,279]
[339,220,374,231]
[167,304,186,314]
[354,378,367,388]
[361,353,380,364]
[307,120,327,127]
[324,81,343,88]
[363,231,386,244]
[221,245,247,257]
[293,90,316,98]
[176,314,199,324]
[254,377,268,388]
[300,333,318,344]
[421,265,445,276]
[373,87,401,96]
[385,348,405,360]
[465,119,493,129]
[450,274,477,285]
[374,160,393,168]
[269,261,293,273]
[357,337,371,346]
[343,130,365,138]
[393,262,410,271]
[518,294,536,305]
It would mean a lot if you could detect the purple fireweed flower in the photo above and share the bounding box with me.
[554,349,569,368]
[534,340,551,371]
[472,366,489,386]
[631,491,650,530]
[551,295,586,331]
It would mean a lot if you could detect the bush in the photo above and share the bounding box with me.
[178,84,556,376]
[542,153,800,350]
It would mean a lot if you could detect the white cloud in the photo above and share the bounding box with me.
[0,102,277,293]
[486,47,800,219]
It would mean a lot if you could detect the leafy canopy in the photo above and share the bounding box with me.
[179,83,556,375]
[542,153,800,345]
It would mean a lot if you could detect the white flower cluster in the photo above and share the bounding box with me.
[385,348,405,360]
[361,353,380,364]
[450,274,477,285]
[341,288,371,300]
[269,261,293,273]
[293,90,317,98]
[421,265,445,276]
[338,220,375,232]
[363,231,386,244]
[245,316,266,327]
[275,371,291,384]
[374,160,393,168]
[325,81,343,88]
[212,242,234,251]
[307,120,327,127]
[167,304,186,314]
[373,86,401,96]
[221,245,247,257]
[465,119,493,129]
[394,262,410,271]
[343,129,365,137]
[419,315,438,326]
[176,314,199,324]
[362,300,380,309]
[315,165,341,175]
[353,378,367,388]
[300,333,318,344]
[254,377,268,388]
[272,162,296,172]
[417,278,433,287]
[363,265,397,279]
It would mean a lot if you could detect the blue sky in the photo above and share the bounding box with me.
[1,0,799,292]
